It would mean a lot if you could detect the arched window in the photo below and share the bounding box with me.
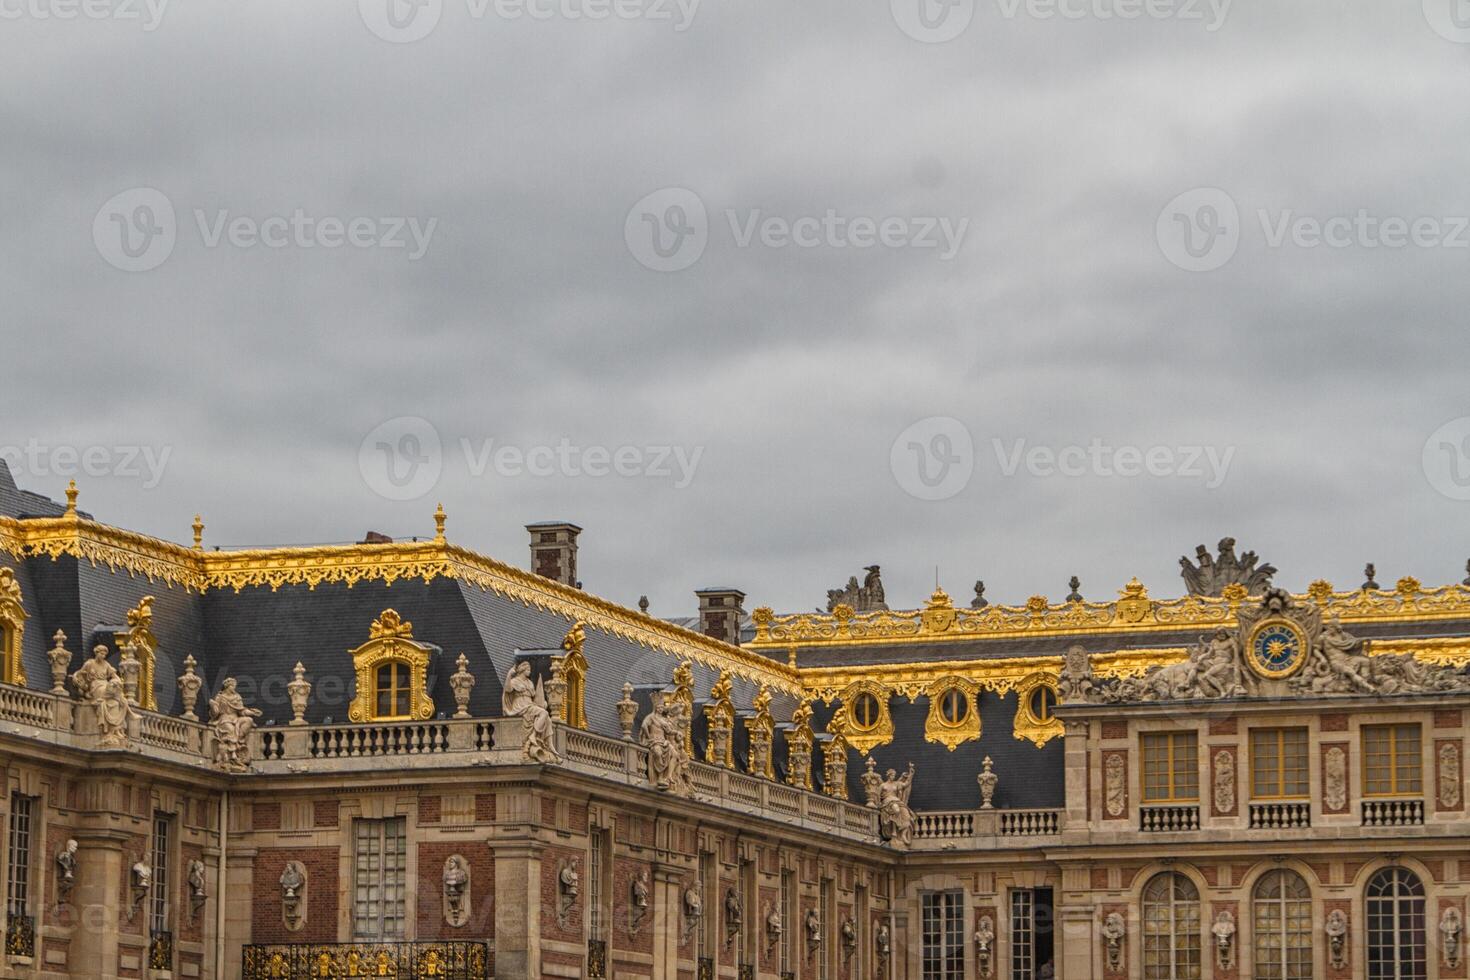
[1252,870,1311,980]
[1366,868,1426,979]
[375,662,411,719]
[1142,872,1201,980]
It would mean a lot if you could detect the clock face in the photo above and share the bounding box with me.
[1247,619,1308,679]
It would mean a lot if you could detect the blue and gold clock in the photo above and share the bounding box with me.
[1246,618,1309,679]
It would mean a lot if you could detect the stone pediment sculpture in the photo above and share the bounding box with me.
[209,678,262,772]
[1179,537,1276,596]
[1087,587,1469,703]
[826,566,888,613]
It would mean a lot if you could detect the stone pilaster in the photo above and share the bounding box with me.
[68,828,128,979]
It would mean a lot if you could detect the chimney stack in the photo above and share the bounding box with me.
[695,588,746,646]
[527,522,582,588]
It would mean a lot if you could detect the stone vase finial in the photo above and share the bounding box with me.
[48,631,71,694]
[118,644,141,705]
[616,683,638,740]
[546,660,568,723]
[178,656,202,721]
[977,756,998,809]
[450,654,475,719]
[287,662,311,726]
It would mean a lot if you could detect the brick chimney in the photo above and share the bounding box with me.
[695,588,745,646]
[527,522,581,588]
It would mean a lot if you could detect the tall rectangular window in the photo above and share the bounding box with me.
[352,817,407,940]
[779,870,795,977]
[1141,732,1199,802]
[1011,890,1034,980]
[6,794,32,922]
[819,879,835,980]
[1363,724,1423,797]
[1251,728,1310,798]
[588,828,608,943]
[738,859,755,969]
[149,814,171,936]
[697,852,715,962]
[853,884,868,980]
[921,891,964,980]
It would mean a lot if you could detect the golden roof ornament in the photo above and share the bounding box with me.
[192,515,204,550]
[1114,578,1152,624]
[1307,580,1333,603]
[369,609,414,640]
[561,621,586,658]
[434,503,447,543]
[64,480,78,516]
[920,586,956,634]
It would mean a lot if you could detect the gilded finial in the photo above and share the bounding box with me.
[192,514,204,550]
[433,503,447,543]
[64,480,78,516]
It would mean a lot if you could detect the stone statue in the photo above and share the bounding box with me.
[639,698,693,796]
[280,862,306,930]
[841,916,857,954]
[683,884,703,937]
[860,758,882,808]
[1179,537,1276,596]
[187,858,206,905]
[765,903,783,948]
[977,756,998,809]
[1212,910,1235,969]
[130,857,151,920]
[1443,906,1463,968]
[970,581,988,609]
[502,662,560,764]
[443,855,469,926]
[557,861,580,927]
[449,654,475,719]
[1101,912,1126,971]
[875,921,891,964]
[71,645,136,748]
[286,662,311,726]
[974,915,995,977]
[877,764,915,848]
[1325,909,1348,969]
[1058,645,1096,702]
[806,907,822,947]
[826,566,888,613]
[56,839,78,899]
[209,678,262,772]
[724,887,743,944]
[632,871,649,910]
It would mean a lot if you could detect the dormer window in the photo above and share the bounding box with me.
[0,569,28,689]
[375,662,412,719]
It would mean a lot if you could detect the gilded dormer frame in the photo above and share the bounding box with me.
[922,675,980,751]
[557,621,588,729]
[1012,670,1063,747]
[0,569,27,688]
[347,610,434,723]
[117,596,156,710]
[833,679,893,755]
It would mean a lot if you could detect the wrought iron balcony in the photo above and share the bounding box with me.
[242,941,490,979]
[4,913,33,959]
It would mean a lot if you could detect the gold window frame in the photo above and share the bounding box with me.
[347,610,434,723]
[1012,671,1062,747]
[922,675,980,751]
[835,680,893,755]
[0,569,27,688]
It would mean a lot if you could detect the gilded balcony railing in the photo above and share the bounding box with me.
[242,941,490,979]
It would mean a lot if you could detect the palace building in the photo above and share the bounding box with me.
[1,460,1469,980]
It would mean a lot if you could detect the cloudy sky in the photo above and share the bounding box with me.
[4,0,1470,616]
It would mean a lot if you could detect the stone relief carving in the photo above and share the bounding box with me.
[640,696,693,796]
[1104,754,1126,818]
[1212,910,1236,970]
[1057,645,1096,703]
[1087,588,1470,704]
[1325,909,1348,969]
[503,662,560,764]
[826,566,887,613]
[1442,906,1463,969]
[443,855,470,928]
[280,861,306,931]
[1180,537,1276,596]
[1213,749,1235,814]
[876,764,915,849]
[71,645,136,749]
[974,914,995,978]
[1440,742,1462,810]
[1101,912,1125,972]
[209,677,262,772]
[1323,746,1348,811]
[977,756,998,809]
